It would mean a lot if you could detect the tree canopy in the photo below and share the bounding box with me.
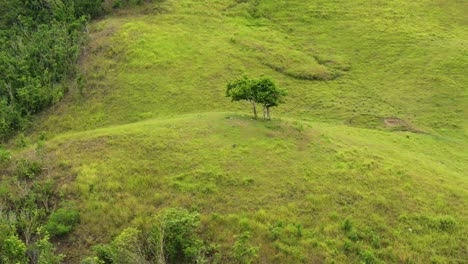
[226,76,287,120]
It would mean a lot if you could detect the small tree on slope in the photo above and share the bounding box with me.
[226,76,259,119]
[254,77,287,120]
[226,76,287,120]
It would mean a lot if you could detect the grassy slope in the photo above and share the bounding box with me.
[34,0,467,136]
[45,113,466,263]
[17,0,468,262]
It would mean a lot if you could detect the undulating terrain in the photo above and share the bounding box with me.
[3,0,468,263]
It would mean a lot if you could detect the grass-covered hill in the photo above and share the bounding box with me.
[41,113,466,263]
[34,0,467,136]
[4,0,467,263]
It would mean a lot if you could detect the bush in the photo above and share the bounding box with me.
[111,227,146,264]
[80,256,105,264]
[93,244,114,263]
[342,218,353,232]
[15,159,43,180]
[1,235,28,264]
[45,207,80,237]
[232,232,258,264]
[86,208,206,263]
[359,250,379,264]
[148,208,205,263]
[72,0,105,18]
[36,232,64,264]
[0,147,11,165]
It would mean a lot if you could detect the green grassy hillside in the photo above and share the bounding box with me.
[34,0,467,137]
[10,0,467,263]
[39,113,467,262]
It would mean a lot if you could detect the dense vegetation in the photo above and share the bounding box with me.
[0,0,151,263]
[1,0,467,263]
[0,0,84,139]
[0,0,155,140]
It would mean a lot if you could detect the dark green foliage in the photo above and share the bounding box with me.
[342,218,353,232]
[69,0,152,19]
[88,208,205,263]
[45,206,80,237]
[72,0,105,18]
[0,0,155,140]
[93,244,114,263]
[149,208,205,263]
[0,0,88,140]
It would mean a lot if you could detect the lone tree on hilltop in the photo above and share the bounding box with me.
[226,76,258,119]
[226,76,287,120]
[254,78,287,120]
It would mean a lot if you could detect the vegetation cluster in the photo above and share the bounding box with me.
[0,144,79,263]
[0,0,155,140]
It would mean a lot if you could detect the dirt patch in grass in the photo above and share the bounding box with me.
[384,117,425,133]
[384,118,408,128]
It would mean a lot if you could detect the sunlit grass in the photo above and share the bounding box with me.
[18,0,468,262]
[43,113,468,262]
[34,0,467,137]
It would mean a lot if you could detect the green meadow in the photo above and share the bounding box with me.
[7,0,468,263]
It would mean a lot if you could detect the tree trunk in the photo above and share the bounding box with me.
[267,107,271,120]
[251,101,257,119]
[262,106,266,120]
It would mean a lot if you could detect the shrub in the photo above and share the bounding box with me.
[72,0,105,18]
[1,235,28,264]
[148,208,205,263]
[15,134,30,149]
[93,244,114,263]
[342,218,353,232]
[0,147,11,165]
[15,159,43,180]
[111,227,145,264]
[359,250,379,264]
[80,256,105,264]
[92,228,146,263]
[36,232,64,264]
[45,207,80,237]
[232,232,258,264]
